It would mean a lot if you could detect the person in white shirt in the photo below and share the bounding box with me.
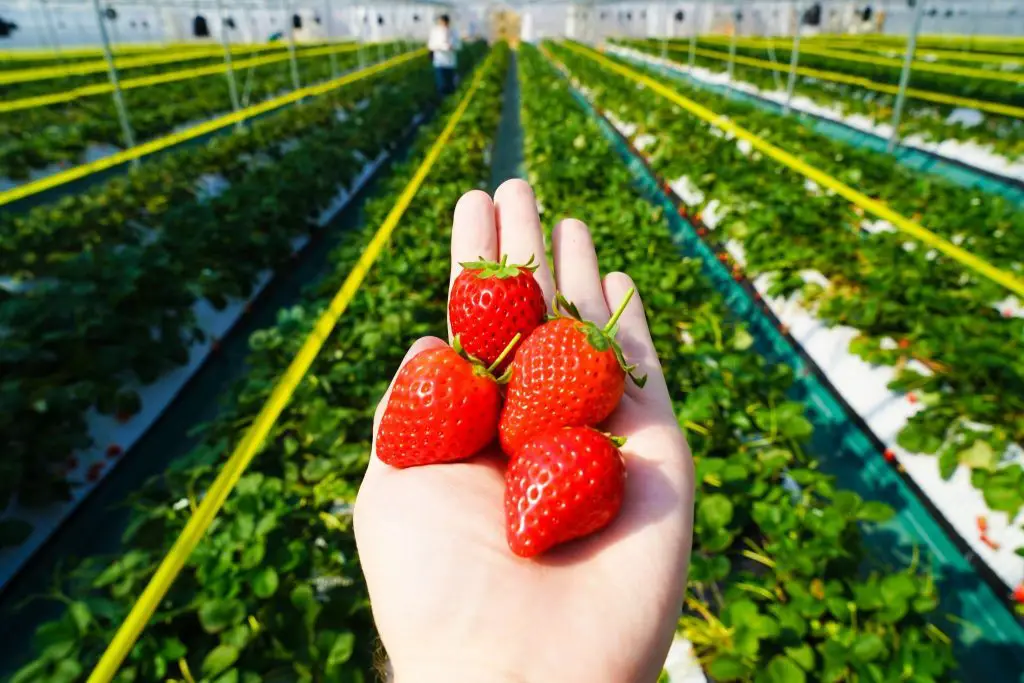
[427,14,459,95]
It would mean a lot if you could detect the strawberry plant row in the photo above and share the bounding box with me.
[0,50,465,540]
[519,43,960,682]
[610,44,1024,192]
[5,44,508,683]
[1,43,316,97]
[0,43,218,70]
[548,42,1024,593]
[0,44,405,183]
[619,40,1024,167]
[711,40,1024,108]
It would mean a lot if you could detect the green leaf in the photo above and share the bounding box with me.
[856,501,894,522]
[880,574,916,603]
[733,327,754,350]
[49,659,83,683]
[698,493,734,528]
[202,644,240,677]
[302,457,334,483]
[252,567,279,599]
[959,441,997,470]
[785,644,815,671]
[68,601,92,634]
[708,654,749,680]
[764,655,807,683]
[325,631,355,669]
[199,599,246,634]
[852,633,885,662]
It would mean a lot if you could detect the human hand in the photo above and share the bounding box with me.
[354,180,695,683]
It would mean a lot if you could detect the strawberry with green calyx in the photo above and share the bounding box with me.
[505,427,626,558]
[498,288,646,456]
[376,334,521,469]
[449,254,546,372]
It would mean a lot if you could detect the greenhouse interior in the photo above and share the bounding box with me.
[1,0,1023,681]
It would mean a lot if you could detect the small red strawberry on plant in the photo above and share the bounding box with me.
[505,427,626,558]
[499,289,646,456]
[449,254,546,372]
[106,444,123,458]
[376,335,521,469]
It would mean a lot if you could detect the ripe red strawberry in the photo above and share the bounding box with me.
[376,337,520,469]
[505,427,625,558]
[1013,584,1024,604]
[499,290,645,456]
[449,255,546,372]
[106,444,123,458]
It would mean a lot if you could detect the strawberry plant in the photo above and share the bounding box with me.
[520,42,957,681]
[7,43,507,682]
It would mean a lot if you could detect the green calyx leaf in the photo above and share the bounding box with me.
[556,288,648,388]
[460,253,538,279]
[455,332,522,384]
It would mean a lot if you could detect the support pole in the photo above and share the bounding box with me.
[284,0,301,90]
[92,0,137,161]
[887,0,925,152]
[688,0,699,72]
[388,5,396,56]
[356,5,367,69]
[323,0,338,78]
[784,0,801,114]
[216,0,242,123]
[727,1,740,81]
[40,0,62,57]
[376,8,384,63]
[660,0,668,59]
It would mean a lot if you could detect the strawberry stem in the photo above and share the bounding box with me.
[604,287,636,334]
[487,332,523,374]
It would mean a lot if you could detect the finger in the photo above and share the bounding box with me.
[450,189,498,294]
[553,218,611,324]
[493,179,555,303]
[602,272,671,408]
[369,336,447,475]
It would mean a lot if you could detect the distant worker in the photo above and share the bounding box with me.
[428,14,459,95]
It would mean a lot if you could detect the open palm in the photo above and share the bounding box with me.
[354,180,694,683]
